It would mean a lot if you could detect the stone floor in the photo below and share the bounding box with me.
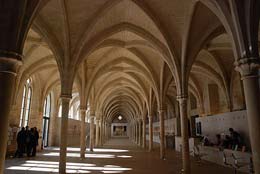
[4,138,245,174]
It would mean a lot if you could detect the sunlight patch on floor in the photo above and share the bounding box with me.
[42,152,116,158]
[46,147,129,153]
[6,160,132,173]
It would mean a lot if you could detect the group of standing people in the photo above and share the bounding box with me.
[14,126,39,158]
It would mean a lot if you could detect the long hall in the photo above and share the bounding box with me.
[0,0,260,174]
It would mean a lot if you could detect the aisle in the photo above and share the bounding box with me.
[4,138,243,174]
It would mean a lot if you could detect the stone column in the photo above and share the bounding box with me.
[95,119,100,146]
[100,120,103,146]
[105,123,107,142]
[80,108,86,159]
[89,116,95,151]
[132,124,134,141]
[148,115,153,151]
[104,123,107,142]
[142,118,146,148]
[159,109,165,159]
[0,57,21,173]
[236,58,260,173]
[130,124,132,141]
[177,96,190,174]
[175,102,181,136]
[138,120,142,146]
[133,123,136,142]
[108,124,111,139]
[135,123,138,144]
[59,95,71,174]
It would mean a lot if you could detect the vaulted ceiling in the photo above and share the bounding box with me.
[17,0,259,122]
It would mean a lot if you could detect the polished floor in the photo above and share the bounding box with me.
[5,138,244,174]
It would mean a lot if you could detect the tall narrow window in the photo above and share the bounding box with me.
[42,94,51,147]
[19,87,26,127]
[19,78,32,127]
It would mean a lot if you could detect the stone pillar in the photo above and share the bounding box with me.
[133,123,135,141]
[136,123,138,144]
[130,123,133,141]
[138,120,142,146]
[100,120,103,146]
[177,96,190,174]
[134,123,136,143]
[142,118,146,148]
[89,116,95,151]
[0,58,21,173]
[236,58,260,173]
[59,95,71,174]
[175,102,181,136]
[132,124,134,141]
[159,109,165,159]
[106,123,108,141]
[148,115,153,151]
[80,108,86,159]
[95,119,100,146]
[108,124,111,139]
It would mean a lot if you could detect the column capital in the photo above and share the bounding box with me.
[89,110,95,116]
[0,57,22,75]
[177,94,188,101]
[95,119,101,124]
[159,103,166,111]
[60,94,72,100]
[79,105,87,111]
[177,94,188,106]
[158,109,165,114]
[235,57,260,79]
[0,50,23,60]
[79,108,86,115]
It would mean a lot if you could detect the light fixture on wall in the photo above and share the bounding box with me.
[118,115,122,120]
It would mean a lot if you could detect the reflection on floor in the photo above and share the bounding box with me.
[5,138,245,174]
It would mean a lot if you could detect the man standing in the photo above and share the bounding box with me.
[229,128,242,149]
[14,127,25,158]
[32,127,39,156]
[25,126,32,157]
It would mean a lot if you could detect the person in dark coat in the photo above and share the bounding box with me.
[32,127,39,156]
[229,128,243,149]
[14,127,26,158]
[25,126,32,157]
[28,128,36,157]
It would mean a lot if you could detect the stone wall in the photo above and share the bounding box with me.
[6,126,19,156]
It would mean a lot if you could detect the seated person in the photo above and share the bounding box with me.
[222,135,232,149]
[202,135,211,146]
[229,128,243,149]
[215,134,223,146]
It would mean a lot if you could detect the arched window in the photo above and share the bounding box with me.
[58,103,62,117]
[19,79,32,127]
[42,94,51,147]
